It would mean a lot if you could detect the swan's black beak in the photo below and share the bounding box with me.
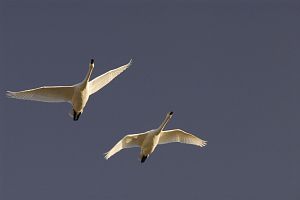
[141,155,148,163]
[169,111,174,116]
[90,59,94,64]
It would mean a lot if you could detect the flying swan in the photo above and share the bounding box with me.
[6,59,132,120]
[104,112,207,163]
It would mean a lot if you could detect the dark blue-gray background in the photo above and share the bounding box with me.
[1,0,299,199]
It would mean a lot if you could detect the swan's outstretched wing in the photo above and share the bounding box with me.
[159,129,207,147]
[104,132,146,159]
[6,86,74,103]
[89,59,132,95]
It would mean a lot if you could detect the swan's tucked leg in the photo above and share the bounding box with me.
[141,155,148,163]
[73,110,77,121]
[76,112,81,120]
[73,110,81,121]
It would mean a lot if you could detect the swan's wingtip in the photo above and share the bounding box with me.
[6,91,14,98]
[169,111,174,116]
[103,152,110,160]
[90,59,94,64]
[128,58,134,66]
[104,156,110,160]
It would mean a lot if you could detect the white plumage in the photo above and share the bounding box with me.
[6,59,132,120]
[104,112,207,162]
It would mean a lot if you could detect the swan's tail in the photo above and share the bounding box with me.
[68,111,73,118]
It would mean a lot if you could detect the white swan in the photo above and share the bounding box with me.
[6,59,132,120]
[104,112,207,163]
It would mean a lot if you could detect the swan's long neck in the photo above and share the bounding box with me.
[82,65,94,86]
[156,112,173,134]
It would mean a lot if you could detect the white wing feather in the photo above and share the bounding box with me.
[6,86,74,103]
[104,133,146,160]
[159,129,207,147]
[88,59,132,96]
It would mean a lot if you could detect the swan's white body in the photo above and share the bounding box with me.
[104,112,207,162]
[6,59,132,120]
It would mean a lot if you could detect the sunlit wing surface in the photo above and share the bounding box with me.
[159,129,207,147]
[89,59,132,95]
[6,86,74,103]
[104,132,146,159]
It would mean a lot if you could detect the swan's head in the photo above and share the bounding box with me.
[167,111,174,119]
[90,59,95,69]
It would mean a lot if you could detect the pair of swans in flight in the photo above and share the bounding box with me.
[6,59,207,163]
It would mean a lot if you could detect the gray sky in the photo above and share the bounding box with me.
[1,1,300,199]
